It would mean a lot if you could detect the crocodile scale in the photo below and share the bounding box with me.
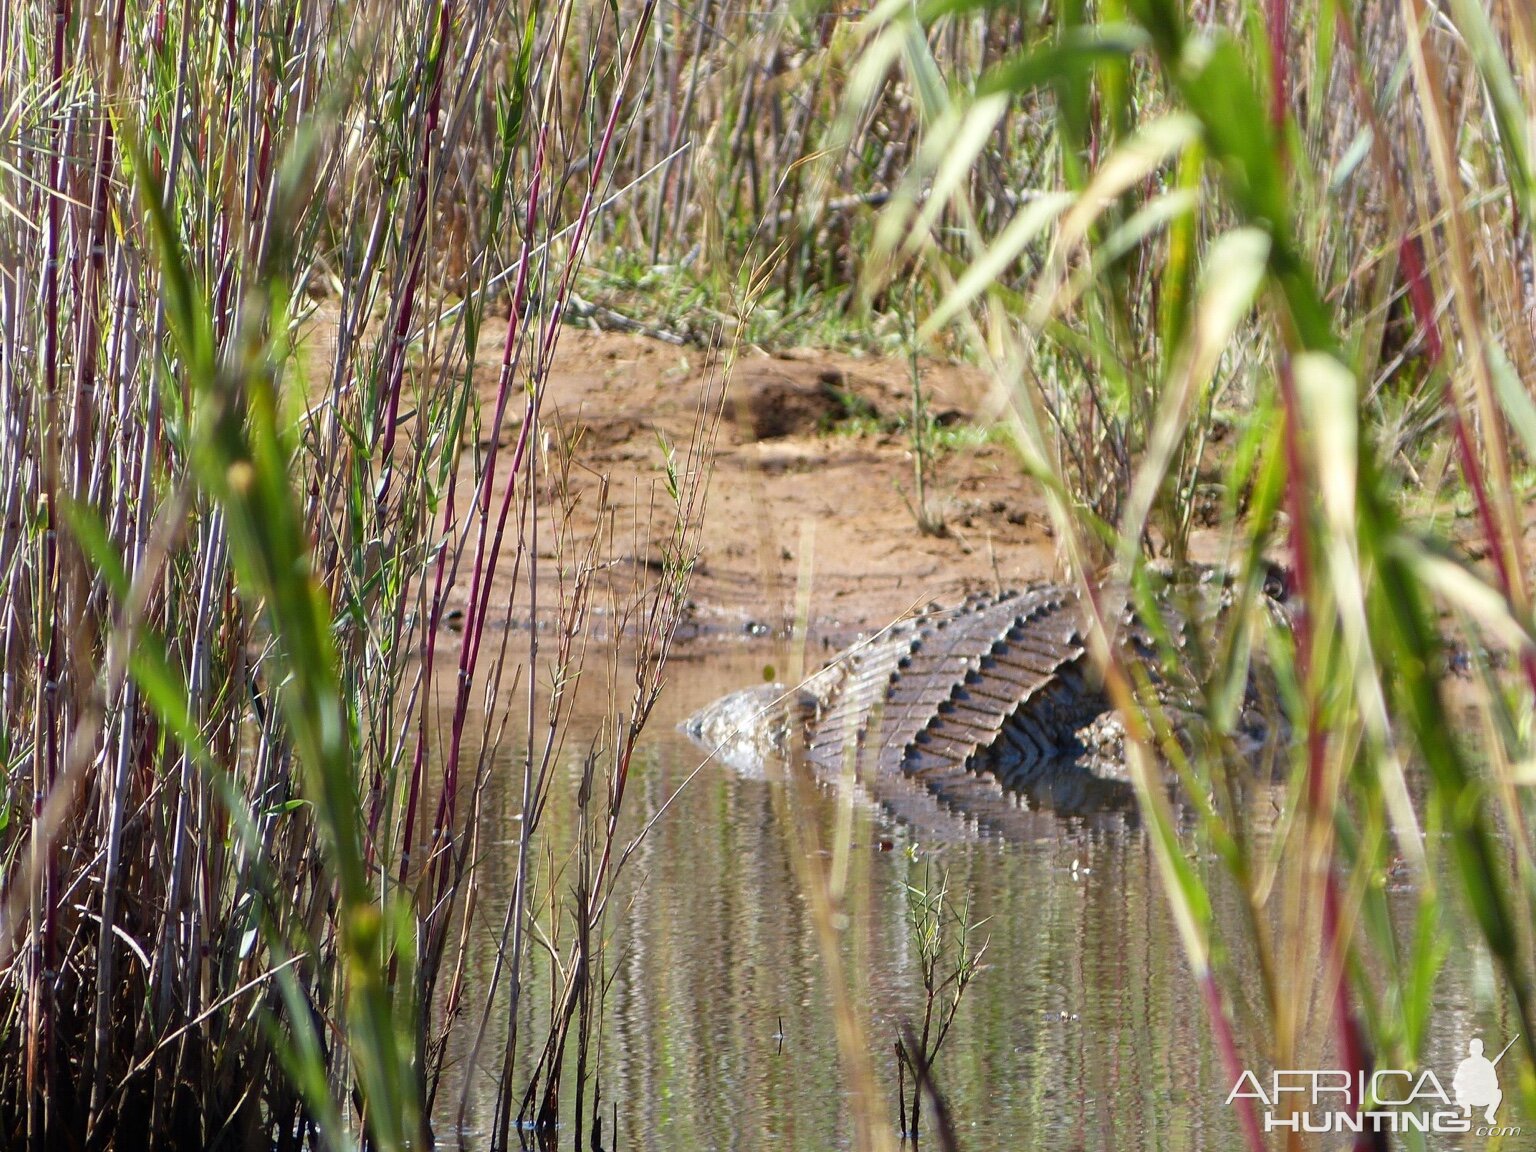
[803,587,1109,802]
[683,583,1200,829]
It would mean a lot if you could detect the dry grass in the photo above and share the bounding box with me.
[0,1,720,1147]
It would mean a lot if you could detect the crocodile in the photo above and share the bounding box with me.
[682,580,1283,834]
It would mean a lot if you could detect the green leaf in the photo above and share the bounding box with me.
[1448,0,1534,222]
[921,191,1073,337]
[976,23,1151,99]
[59,499,131,602]
[1174,35,1289,234]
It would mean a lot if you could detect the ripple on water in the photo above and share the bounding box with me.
[438,652,1519,1149]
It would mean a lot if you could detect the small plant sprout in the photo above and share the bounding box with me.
[896,857,988,1145]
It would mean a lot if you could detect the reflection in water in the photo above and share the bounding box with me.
[440,650,1522,1150]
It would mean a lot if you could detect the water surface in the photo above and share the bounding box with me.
[438,648,1523,1150]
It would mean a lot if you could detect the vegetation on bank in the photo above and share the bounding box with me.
[2,2,713,1147]
[4,0,1536,1149]
[848,1,1536,1148]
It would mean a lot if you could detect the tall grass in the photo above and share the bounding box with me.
[848,0,1536,1140]
[554,3,1055,347]
[13,0,1536,1145]
[0,1,720,1147]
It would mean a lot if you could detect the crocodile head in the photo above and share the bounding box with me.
[681,682,818,778]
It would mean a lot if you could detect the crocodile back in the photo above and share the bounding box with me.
[682,573,1284,832]
[801,612,931,773]
[807,587,1092,778]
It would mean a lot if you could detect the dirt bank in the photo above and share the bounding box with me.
[451,322,1064,648]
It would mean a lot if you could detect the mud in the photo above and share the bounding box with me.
[446,322,1064,648]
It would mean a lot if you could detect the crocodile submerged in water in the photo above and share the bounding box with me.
[682,579,1283,835]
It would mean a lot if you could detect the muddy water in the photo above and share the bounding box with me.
[440,648,1522,1150]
